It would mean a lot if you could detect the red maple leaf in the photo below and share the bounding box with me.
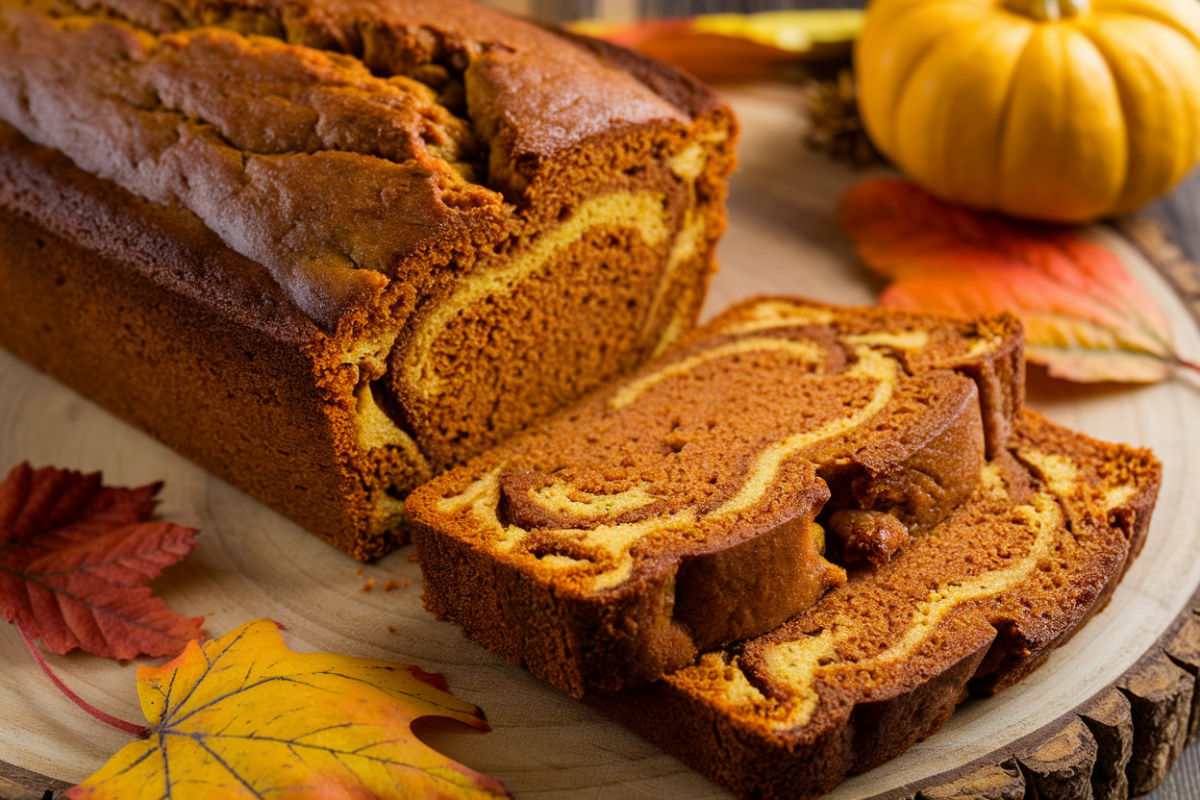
[0,463,203,659]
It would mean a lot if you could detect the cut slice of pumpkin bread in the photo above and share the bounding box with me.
[593,410,1160,800]
[407,297,1026,696]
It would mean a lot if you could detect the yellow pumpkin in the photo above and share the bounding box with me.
[855,0,1200,223]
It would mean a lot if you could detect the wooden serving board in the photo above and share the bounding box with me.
[4,84,1200,800]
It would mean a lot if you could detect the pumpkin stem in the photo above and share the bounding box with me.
[1004,0,1088,21]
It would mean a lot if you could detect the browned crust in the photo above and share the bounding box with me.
[813,372,986,530]
[592,621,993,800]
[0,118,733,557]
[551,25,735,124]
[413,515,697,694]
[0,122,317,344]
[952,320,1026,460]
[972,413,1162,695]
[672,487,834,653]
[0,182,388,558]
[411,458,833,696]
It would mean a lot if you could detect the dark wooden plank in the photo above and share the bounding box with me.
[0,761,68,800]
[1143,170,1200,266]
[1140,736,1200,800]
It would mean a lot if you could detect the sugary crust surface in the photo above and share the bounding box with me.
[593,410,1161,800]
[409,297,1027,695]
[0,0,737,557]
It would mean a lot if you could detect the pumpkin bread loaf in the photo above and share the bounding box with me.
[0,0,736,558]
[407,297,1027,695]
[594,409,1160,800]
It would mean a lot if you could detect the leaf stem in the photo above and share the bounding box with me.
[1175,356,1200,374]
[17,623,149,739]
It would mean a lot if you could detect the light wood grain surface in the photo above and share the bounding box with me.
[3,84,1200,800]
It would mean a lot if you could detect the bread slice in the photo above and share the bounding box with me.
[592,410,1160,800]
[408,297,1026,695]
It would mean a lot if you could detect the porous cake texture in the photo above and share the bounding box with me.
[0,0,736,558]
[594,410,1160,800]
[408,298,1028,695]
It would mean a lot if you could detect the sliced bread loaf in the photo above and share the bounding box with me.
[408,297,1025,695]
[593,409,1160,800]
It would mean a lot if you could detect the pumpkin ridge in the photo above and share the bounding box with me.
[998,23,1124,219]
[1155,44,1200,215]
[1078,16,1188,212]
[992,24,1034,211]
[1092,0,1200,49]
[1155,21,1200,202]
[1047,20,1135,217]
[877,1,966,160]
[1002,0,1090,21]
[859,0,994,162]
[921,17,1031,207]
[887,44,937,170]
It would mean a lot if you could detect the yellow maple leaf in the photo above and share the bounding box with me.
[66,619,509,800]
[571,11,862,81]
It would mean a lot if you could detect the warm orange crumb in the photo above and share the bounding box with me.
[356,568,364,576]
[387,625,397,633]
[361,578,376,592]
[407,553,420,563]
[402,578,412,588]
[382,579,400,592]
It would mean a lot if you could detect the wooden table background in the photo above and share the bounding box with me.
[3,84,1200,800]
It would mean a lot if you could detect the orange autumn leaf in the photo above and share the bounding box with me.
[571,11,861,81]
[66,619,510,800]
[840,179,1177,383]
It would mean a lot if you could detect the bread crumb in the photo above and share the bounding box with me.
[361,578,376,592]
[407,553,420,563]
[382,579,400,592]
[356,568,364,576]
[387,625,397,633]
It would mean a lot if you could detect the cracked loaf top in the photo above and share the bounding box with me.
[0,0,719,329]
